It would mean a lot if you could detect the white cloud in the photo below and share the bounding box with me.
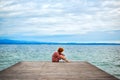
[0,1,64,18]
[102,0,120,7]
[39,3,64,15]
[25,17,63,24]
[0,0,36,11]
[0,0,120,37]
[0,1,38,17]
[0,0,18,8]
[41,3,63,9]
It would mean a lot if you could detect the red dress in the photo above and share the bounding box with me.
[52,52,64,62]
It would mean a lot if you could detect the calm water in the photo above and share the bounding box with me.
[0,45,120,79]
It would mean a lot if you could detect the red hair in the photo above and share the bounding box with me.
[58,47,64,52]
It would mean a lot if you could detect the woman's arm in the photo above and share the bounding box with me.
[60,55,69,62]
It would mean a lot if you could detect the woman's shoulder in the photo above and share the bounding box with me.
[54,52,58,54]
[53,52,59,56]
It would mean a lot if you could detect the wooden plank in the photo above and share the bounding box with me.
[0,61,119,80]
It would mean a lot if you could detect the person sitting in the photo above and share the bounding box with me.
[52,47,69,62]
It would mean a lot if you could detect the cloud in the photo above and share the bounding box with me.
[102,0,120,7]
[0,1,37,18]
[0,0,120,42]
[0,0,64,18]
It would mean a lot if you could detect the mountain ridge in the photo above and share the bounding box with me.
[0,39,120,45]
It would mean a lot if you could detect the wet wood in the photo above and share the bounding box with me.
[0,61,119,80]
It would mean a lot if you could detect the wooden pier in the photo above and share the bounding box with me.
[0,61,119,80]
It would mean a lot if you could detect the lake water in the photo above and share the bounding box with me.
[0,44,120,79]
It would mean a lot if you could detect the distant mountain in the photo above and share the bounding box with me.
[0,39,60,44]
[0,39,120,45]
[0,39,39,44]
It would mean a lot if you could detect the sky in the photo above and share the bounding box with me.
[0,0,120,43]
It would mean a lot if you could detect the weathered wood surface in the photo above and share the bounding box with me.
[0,61,119,80]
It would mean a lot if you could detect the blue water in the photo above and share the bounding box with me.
[0,45,120,79]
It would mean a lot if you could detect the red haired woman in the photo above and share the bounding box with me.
[52,47,69,62]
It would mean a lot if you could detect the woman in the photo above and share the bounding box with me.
[52,47,69,62]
